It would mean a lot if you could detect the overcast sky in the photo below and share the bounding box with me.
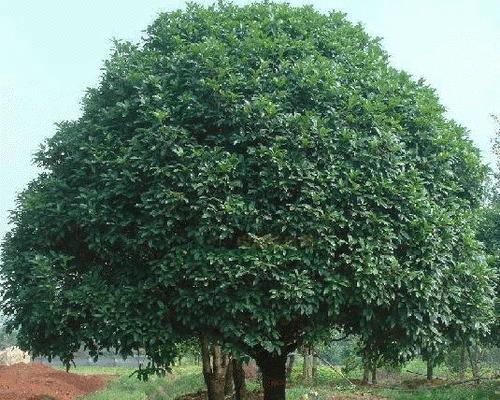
[1,0,499,240]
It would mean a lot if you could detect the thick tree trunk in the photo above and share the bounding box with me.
[200,335,231,400]
[426,359,433,381]
[206,377,225,400]
[371,367,377,384]
[233,358,246,400]
[286,354,295,379]
[224,356,234,395]
[257,353,287,400]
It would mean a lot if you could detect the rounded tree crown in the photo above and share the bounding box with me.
[1,2,492,368]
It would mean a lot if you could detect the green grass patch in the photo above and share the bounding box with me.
[77,362,498,400]
[80,364,204,400]
[378,381,499,400]
[62,365,137,376]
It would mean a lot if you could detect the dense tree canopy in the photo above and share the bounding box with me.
[475,115,500,347]
[1,2,495,399]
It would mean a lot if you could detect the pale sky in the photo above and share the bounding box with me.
[1,0,499,240]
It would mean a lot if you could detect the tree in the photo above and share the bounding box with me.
[357,212,495,382]
[232,357,247,400]
[478,115,500,320]
[362,115,500,382]
[477,200,500,351]
[200,336,232,400]
[285,353,295,379]
[1,2,494,400]
[465,115,500,380]
[301,345,314,383]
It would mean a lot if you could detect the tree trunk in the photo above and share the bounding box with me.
[200,335,231,400]
[233,358,246,400]
[459,344,466,381]
[257,353,287,400]
[312,354,318,380]
[362,364,370,385]
[302,346,313,382]
[224,356,234,395]
[426,359,433,381]
[286,354,295,379]
[371,366,377,384]
[467,345,481,384]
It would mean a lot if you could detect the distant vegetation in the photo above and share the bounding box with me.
[0,314,16,349]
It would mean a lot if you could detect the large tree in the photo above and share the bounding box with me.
[1,2,494,399]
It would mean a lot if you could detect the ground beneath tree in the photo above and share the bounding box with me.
[328,395,386,400]
[0,363,111,400]
[175,389,387,400]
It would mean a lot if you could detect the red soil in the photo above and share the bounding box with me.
[0,363,111,400]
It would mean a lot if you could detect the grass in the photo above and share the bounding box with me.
[378,382,499,400]
[74,361,498,400]
[73,365,204,400]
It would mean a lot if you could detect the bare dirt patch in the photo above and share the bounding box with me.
[0,363,111,400]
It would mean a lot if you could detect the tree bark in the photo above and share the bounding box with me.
[257,353,287,400]
[459,345,466,381]
[312,354,318,380]
[467,345,481,384]
[362,364,370,385]
[371,366,377,384]
[426,359,433,381]
[200,335,231,400]
[286,354,295,379]
[224,356,234,395]
[302,346,313,382]
[233,358,246,400]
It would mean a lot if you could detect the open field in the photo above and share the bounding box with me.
[79,365,204,400]
[65,361,499,400]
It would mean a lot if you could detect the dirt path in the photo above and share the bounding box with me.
[0,363,110,400]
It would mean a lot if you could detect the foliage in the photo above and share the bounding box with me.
[476,203,500,347]
[475,116,500,347]
[0,1,494,378]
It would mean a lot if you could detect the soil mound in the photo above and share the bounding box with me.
[0,363,110,400]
